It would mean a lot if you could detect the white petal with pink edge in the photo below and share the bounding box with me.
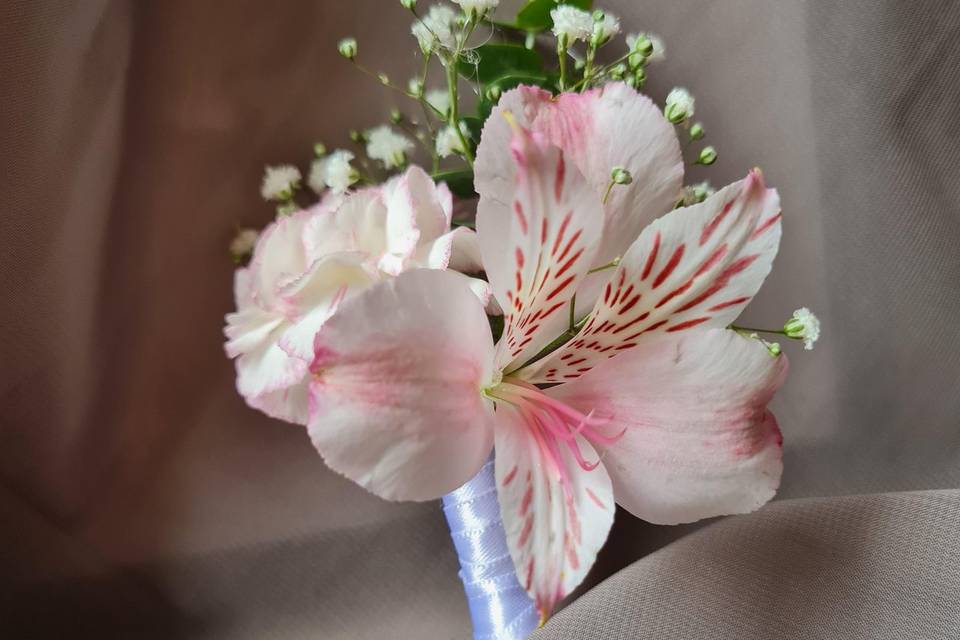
[549,329,788,525]
[477,123,603,372]
[493,401,614,617]
[307,269,498,501]
[476,84,683,274]
[527,170,781,384]
[276,252,374,361]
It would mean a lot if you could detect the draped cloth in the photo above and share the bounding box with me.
[1,0,959,637]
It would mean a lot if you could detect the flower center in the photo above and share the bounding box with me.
[485,377,624,486]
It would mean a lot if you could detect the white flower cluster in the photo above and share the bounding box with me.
[366,125,415,169]
[682,181,715,206]
[665,87,695,123]
[426,89,451,116]
[309,149,358,195]
[412,4,457,53]
[260,165,302,201]
[550,6,594,43]
[436,122,470,158]
[452,0,499,18]
[785,308,821,350]
[627,32,665,62]
[593,12,621,44]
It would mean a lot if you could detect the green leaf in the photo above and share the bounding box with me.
[432,169,476,199]
[515,0,593,32]
[458,44,543,84]
[461,116,485,145]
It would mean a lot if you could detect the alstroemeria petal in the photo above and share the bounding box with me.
[494,404,614,617]
[528,170,781,384]
[307,269,497,501]
[549,329,787,525]
[277,252,374,361]
[476,84,683,278]
[478,123,603,372]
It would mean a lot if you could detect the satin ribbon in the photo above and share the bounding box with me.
[442,457,539,640]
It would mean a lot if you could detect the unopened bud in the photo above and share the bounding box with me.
[664,87,695,124]
[337,37,358,60]
[486,85,502,102]
[611,167,633,185]
[632,34,654,57]
[349,129,366,143]
[408,78,424,97]
[689,122,705,140]
[697,146,718,165]
[390,109,403,124]
[377,72,390,85]
[313,143,327,158]
[400,0,416,9]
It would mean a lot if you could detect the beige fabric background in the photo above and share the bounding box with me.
[1,0,958,638]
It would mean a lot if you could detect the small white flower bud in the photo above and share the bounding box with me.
[611,167,633,185]
[412,4,457,54]
[551,5,594,43]
[390,109,404,124]
[229,228,259,264]
[689,122,705,140]
[682,181,715,205]
[408,78,424,97]
[436,121,471,158]
[313,143,327,157]
[366,125,415,169]
[260,165,302,202]
[452,0,499,20]
[591,11,620,46]
[664,87,695,124]
[485,84,502,102]
[337,37,358,60]
[784,308,821,350]
[425,89,451,116]
[697,146,718,165]
[400,0,417,10]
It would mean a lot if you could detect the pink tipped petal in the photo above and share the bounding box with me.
[476,84,683,289]
[277,253,374,361]
[494,404,614,617]
[307,269,497,501]
[250,209,314,309]
[303,188,387,264]
[247,380,310,425]
[478,122,603,371]
[383,166,450,258]
[549,329,788,525]
[528,171,781,384]
[234,329,309,400]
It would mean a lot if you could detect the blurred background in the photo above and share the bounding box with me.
[1,0,958,637]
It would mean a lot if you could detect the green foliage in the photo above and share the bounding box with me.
[432,169,476,199]
[458,44,544,83]
[515,0,593,32]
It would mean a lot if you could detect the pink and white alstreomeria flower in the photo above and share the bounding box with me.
[225,165,483,425]
[306,83,787,618]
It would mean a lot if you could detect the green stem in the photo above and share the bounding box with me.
[730,324,787,336]
[602,180,615,204]
[446,63,474,169]
[557,39,569,91]
[587,258,620,274]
